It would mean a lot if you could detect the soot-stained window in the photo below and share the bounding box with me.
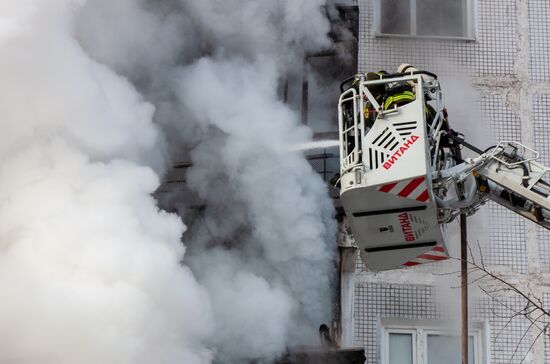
[379,0,474,39]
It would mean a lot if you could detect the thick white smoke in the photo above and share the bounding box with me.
[180,58,336,360]
[1,0,337,363]
[0,1,214,363]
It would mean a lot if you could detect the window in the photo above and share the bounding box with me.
[426,332,476,364]
[388,331,415,364]
[381,320,487,364]
[377,0,475,39]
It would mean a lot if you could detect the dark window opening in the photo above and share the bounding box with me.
[381,0,411,35]
[380,0,470,38]
[417,0,466,37]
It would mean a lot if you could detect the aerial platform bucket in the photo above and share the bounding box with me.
[338,75,447,270]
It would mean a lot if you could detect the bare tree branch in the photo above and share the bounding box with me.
[518,323,550,364]
[448,255,550,318]
[441,242,550,363]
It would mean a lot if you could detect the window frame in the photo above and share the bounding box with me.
[380,319,490,364]
[382,328,418,364]
[375,0,477,41]
[424,329,482,364]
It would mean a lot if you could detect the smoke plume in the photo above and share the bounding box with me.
[0,0,337,363]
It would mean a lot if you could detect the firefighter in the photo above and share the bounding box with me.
[361,70,388,129]
[383,63,418,110]
[384,63,439,127]
[394,64,452,155]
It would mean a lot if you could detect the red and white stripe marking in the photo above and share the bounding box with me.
[376,176,430,202]
[402,245,449,267]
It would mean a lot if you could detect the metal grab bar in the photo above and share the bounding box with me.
[338,88,361,173]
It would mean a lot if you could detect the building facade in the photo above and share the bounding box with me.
[346,0,550,363]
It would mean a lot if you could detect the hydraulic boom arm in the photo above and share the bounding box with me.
[434,137,550,230]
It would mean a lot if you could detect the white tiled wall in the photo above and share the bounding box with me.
[354,0,550,362]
